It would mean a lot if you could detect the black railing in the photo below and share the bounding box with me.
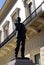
[0,1,44,48]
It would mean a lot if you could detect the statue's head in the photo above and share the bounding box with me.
[17,17,21,23]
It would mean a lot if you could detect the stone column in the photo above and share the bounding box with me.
[32,0,36,10]
[32,0,37,16]
[40,47,44,65]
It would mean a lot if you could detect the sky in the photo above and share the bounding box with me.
[0,0,6,10]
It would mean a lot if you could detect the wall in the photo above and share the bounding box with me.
[25,30,44,62]
[0,0,26,42]
[0,0,44,42]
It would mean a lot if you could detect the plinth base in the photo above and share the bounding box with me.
[8,57,36,65]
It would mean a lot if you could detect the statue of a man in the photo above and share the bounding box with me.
[14,17,26,58]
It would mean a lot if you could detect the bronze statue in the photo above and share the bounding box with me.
[14,17,26,58]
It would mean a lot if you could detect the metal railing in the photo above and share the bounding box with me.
[0,1,44,48]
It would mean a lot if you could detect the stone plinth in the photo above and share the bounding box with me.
[8,58,36,65]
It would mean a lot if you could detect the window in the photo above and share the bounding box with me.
[11,8,20,30]
[23,0,32,17]
[3,21,9,39]
[11,8,20,23]
[28,2,32,14]
[34,53,40,65]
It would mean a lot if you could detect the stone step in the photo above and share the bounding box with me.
[8,58,36,65]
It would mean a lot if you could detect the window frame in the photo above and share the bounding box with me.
[34,53,40,65]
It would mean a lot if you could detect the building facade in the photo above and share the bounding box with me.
[0,0,44,65]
